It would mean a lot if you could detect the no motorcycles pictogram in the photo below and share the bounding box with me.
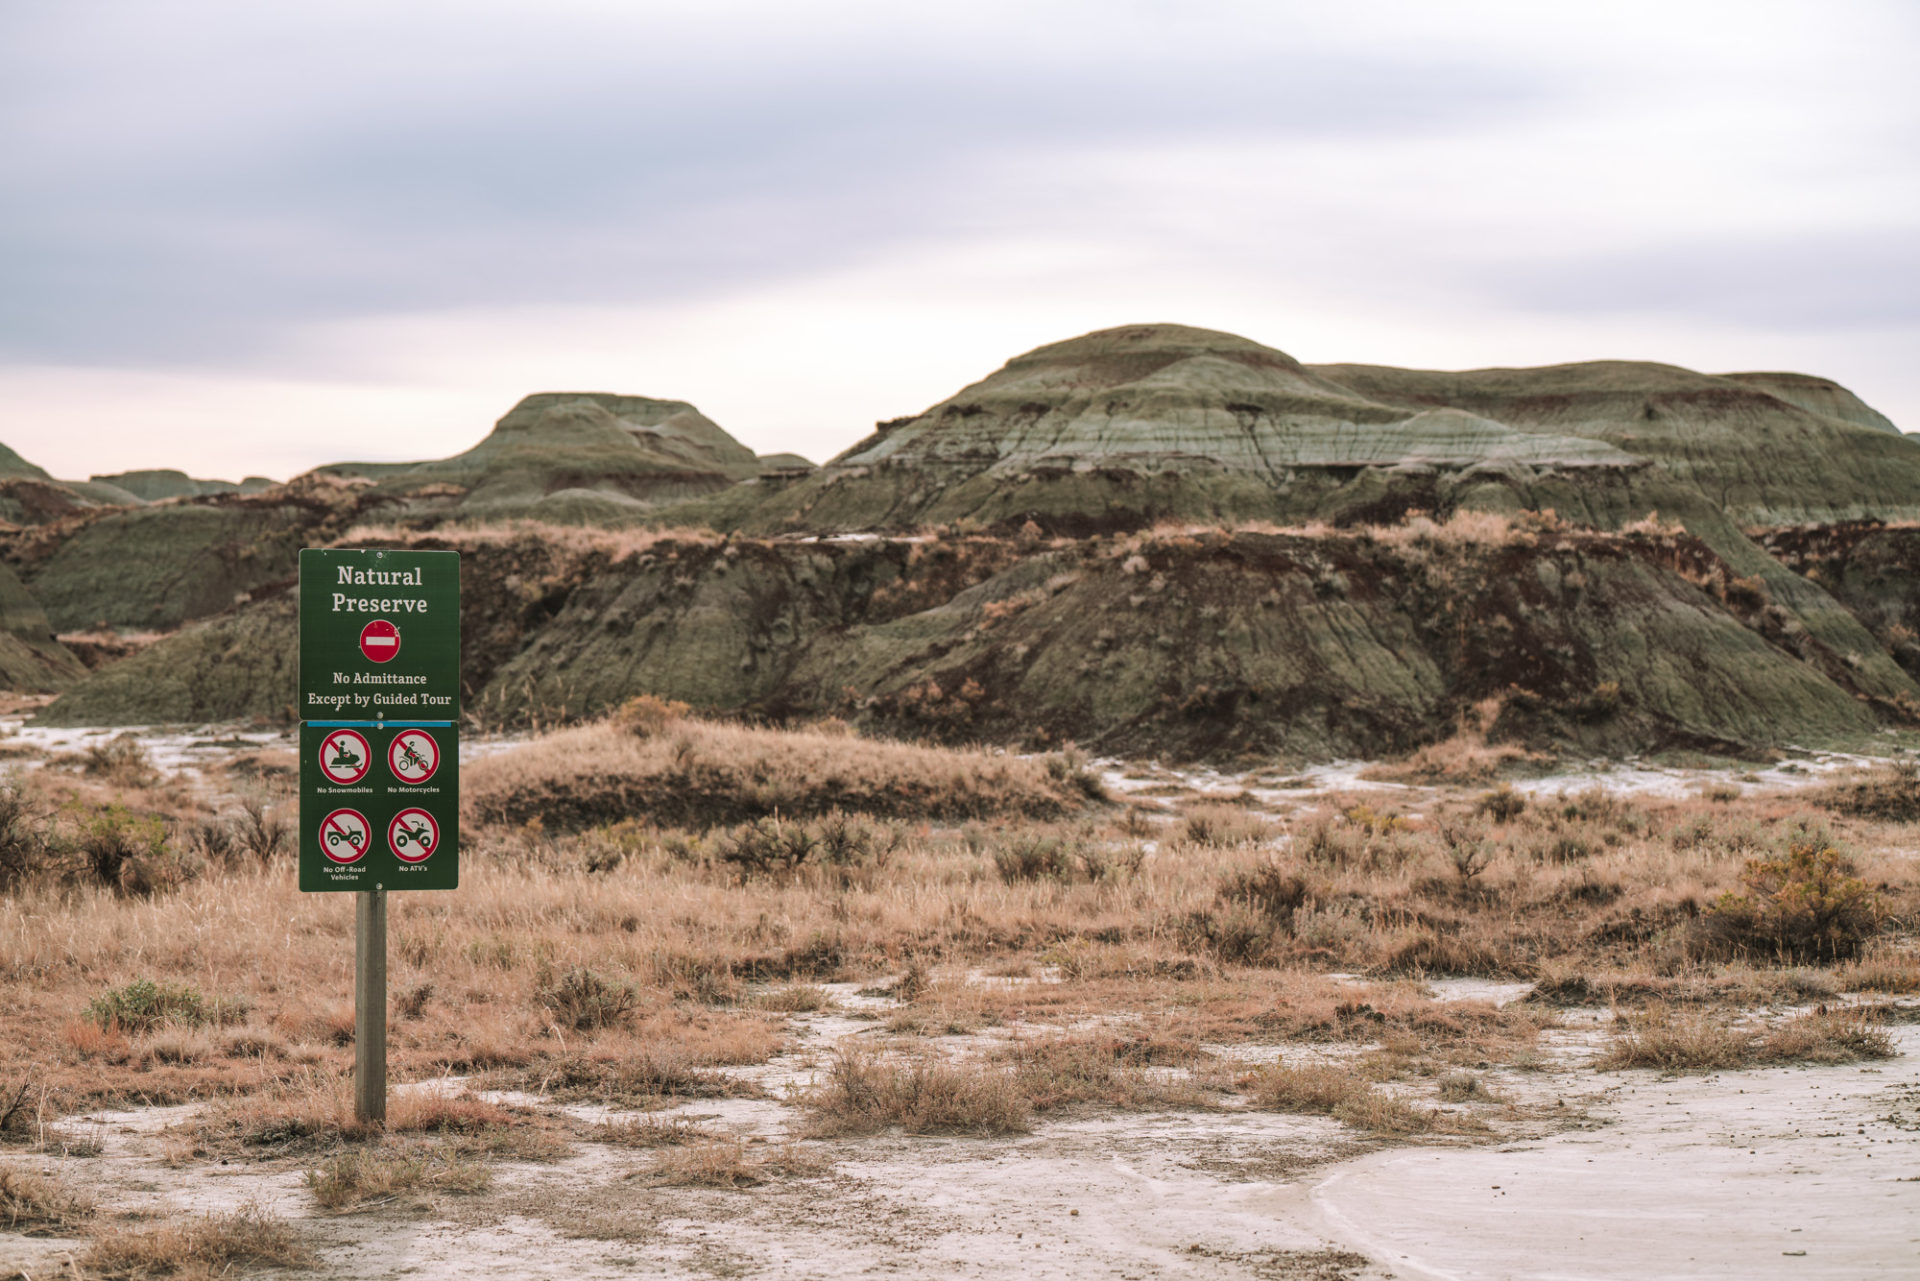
[388,730,440,783]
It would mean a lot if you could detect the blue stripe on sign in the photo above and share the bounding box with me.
[306,721,458,728]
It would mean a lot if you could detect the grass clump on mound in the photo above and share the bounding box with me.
[1597,1004,1895,1073]
[803,1046,1031,1136]
[82,1204,310,1278]
[466,705,1094,830]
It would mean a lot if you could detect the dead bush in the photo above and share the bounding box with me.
[1,1165,94,1233]
[82,1204,310,1277]
[1475,784,1527,822]
[611,694,692,738]
[804,1046,1030,1136]
[536,967,636,1030]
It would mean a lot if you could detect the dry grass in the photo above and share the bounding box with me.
[465,716,1094,830]
[1241,1062,1487,1136]
[1815,762,1920,822]
[305,1144,492,1209]
[1,723,1914,1160]
[0,1164,95,1234]
[803,1046,1031,1136]
[81,1204,309,1279]
[1597,1003,1897,1073]
[589,1113,723,1147]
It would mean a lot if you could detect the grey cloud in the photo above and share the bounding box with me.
[0,4,1545,366]
[1483,231,1920,331]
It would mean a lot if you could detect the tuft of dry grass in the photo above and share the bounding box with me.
[1837,948,1920,994]
[993,1033,1220,1112]
[305,1144,492,1209]
[1597,1004,1896,1073]
[1179,804,1277,849]
[803,1046,1031,1137]
[589,1114,722,1148]
[1241,1062,1483,1136]
[81,1204,310,1279]
[465,716,1091,831]
[637,1136,830,1188]
[756,983,834,1013]
[1,1164,95,1234]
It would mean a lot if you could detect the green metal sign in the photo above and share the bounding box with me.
[299,722,460,891]
[298,548,460,893]
[299,548,460,720]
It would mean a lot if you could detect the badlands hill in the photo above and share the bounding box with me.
[740,325,1920,534]
[14,323,1920,761]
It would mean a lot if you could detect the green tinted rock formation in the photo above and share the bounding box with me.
[0,560,84,690]
[7,474,367,632]
[320,393,766,524]
[744,325,1645,535]
[38,526,1896,759]
[1310,359,1920,525]
[88,469,256,502]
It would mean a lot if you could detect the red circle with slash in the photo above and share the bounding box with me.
[388,808,440,863]
[319,808,371,864]
[317,728,372,785]
[387,729,440,783]
[358,619,401,664]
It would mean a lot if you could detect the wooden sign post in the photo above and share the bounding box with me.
[298,548,461,1125]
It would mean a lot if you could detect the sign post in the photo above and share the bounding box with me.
[298,548,460,1125]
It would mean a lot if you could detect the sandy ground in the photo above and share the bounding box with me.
[5,1012,1914,1281]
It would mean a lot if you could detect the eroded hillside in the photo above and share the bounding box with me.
[14,323,1920,760]
[38,519,1914,762]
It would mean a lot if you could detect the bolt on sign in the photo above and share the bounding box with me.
[299,548,460,893]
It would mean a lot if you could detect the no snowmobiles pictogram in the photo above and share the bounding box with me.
[318,728,372,785]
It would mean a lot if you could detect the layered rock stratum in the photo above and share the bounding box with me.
[12,323,1920,761]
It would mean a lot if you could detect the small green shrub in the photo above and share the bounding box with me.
[1474,784,1527,822]
[76,805,172,889]
[536,967,636,1030]
[1706,840,1881,962]
[992,834,1081,883]
[86,979,209,1033]
[716,816,820,879]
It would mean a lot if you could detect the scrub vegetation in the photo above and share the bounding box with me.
[0,713,1914,1271]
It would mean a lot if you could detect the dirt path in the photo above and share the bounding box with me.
[1306,1026,1920,1280]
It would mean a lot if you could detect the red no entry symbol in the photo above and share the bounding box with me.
[359,619,401,664]
[388,808,440,863]
[320,808,370,864]
[318,728,371,785]
[388,730,440,784]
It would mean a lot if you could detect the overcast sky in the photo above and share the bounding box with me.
[4,0,1916,481]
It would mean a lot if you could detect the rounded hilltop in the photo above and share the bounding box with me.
[736,321,1920,535]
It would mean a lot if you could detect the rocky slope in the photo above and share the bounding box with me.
[22,324,1920,760]
[38,523,1905,760]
